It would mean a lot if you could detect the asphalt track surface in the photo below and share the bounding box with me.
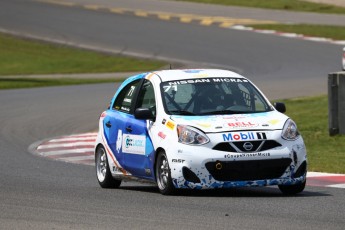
[1,0,345,229]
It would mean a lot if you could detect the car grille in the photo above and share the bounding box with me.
[213,140,282,153]
[205,159,292,181]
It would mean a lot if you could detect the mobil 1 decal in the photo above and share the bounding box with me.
[222,131,267,142]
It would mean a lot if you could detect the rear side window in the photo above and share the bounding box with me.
[113,80,140,113]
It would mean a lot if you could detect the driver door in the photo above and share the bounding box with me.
[123,79,156,179]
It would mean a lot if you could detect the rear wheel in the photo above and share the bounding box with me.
[278,180,306,195]
[155,151,176,195]
[95,146,121,188]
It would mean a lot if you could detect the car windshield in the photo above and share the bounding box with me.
[161,77,272,115]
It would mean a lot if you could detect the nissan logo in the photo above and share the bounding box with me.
[243,142,254,151]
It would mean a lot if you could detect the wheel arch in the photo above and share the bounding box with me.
[95,143,104,154]
[153,147,166,179]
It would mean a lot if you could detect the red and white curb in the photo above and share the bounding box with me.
[33,132,97,166]
[31,133,345,189]
[230,25,345,46]
[306,172,345,189]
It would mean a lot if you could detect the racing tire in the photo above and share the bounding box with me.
[95,146,121,188]
[155,151,176,195]
[278,180,306,195]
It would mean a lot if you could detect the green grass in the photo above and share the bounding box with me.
[0,78,122,90]
[278,95,345,174]
[175,0,345,14]
[0,33,165,76]
[249,24,345,40]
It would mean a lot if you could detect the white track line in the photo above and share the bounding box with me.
[48,137,96,143]
[327,184,345,189]
[38,148,94,156]
[307,172,345,177]
[59,155,94,162]
[230,25,345,46]
[37,141,95,149]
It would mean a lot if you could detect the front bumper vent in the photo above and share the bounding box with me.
[205,158,292,181]
[182,167,201,183]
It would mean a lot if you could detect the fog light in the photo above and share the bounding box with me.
[215,162,223,170]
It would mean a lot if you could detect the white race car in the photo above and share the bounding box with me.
[95,69,307,195]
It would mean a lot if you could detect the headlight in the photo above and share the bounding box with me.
[282,119,300,140]
[177,125,210,145]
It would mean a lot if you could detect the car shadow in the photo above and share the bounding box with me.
[118,184,330,198]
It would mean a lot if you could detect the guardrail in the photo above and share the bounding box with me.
[328,72,345,135]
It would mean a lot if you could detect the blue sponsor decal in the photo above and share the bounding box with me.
[183,70,203,73]
[122,134,146,155]
[124,136,145,148]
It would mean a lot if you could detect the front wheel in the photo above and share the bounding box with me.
[155,151,176,195]
[278,180,306,195]
[95,146,121,188]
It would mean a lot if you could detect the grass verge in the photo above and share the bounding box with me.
[278,95,345,174]
[249,24,345,40]
[0,78,122,90]
[0,33,165,76]
[175,0,345,14]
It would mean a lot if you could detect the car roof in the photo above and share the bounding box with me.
[146,69,245,82]
[115,69,247,97]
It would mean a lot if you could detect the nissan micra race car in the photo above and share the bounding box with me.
[95,69,307,195]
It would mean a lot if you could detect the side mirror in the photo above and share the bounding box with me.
[134,108,155,121]
[274,102,286,113]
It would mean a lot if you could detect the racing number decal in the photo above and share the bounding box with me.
[127,85,136,97]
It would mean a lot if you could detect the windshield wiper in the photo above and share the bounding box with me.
[199,110,252,115]
[169,110,196,115]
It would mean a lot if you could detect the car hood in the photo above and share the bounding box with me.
[170,111,288,133]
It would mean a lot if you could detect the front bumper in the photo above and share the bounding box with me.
[167,136,307,189]
[173,165,307,190]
